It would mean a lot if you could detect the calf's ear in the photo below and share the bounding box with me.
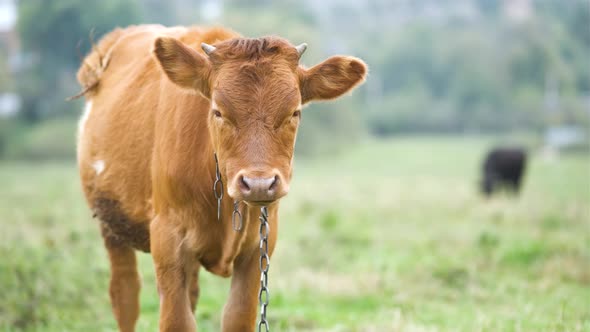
[298,56,368,104]
[153,37,212,98]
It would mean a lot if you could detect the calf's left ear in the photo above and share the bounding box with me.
[299,56,368,104]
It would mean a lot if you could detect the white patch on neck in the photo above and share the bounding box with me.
[78,100,92,139]
[92,160,105,175]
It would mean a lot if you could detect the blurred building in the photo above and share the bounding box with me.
[503,0,532,22]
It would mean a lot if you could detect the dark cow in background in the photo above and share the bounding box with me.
[481,147,527,196]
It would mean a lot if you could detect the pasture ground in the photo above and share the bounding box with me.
[0,136,588,331]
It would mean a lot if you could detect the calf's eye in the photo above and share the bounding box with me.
[213,110,222,118]
[292,110,301,118]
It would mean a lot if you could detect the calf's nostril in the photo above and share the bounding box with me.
[239,175,250,192]
[268,175,279,191]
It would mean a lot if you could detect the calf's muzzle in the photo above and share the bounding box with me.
[232,170,288,204]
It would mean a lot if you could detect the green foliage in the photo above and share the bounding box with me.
[296,101,367,156]
[0,137,588,331]
[0,120,8,156]
[0,54,12,91]
[366,14,590,135]
[18,0,139,68]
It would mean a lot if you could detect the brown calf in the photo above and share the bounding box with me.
[76,25,367,332]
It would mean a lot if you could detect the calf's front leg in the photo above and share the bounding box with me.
[221,249,262,332]
[151,216,196,332]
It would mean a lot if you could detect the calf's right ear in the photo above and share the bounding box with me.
[153,37,212,98]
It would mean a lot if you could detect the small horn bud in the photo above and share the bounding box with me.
[295,43,307,57]
[201,43,216,55]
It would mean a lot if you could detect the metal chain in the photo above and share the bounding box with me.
[232,201,243,231]
[213,153,223,221]
[257,206,270,332]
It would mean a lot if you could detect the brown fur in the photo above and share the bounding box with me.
[76,24,367,332]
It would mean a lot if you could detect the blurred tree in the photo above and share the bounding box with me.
[474,0,501,17]
[16,0,141,122]
[362,0,590,135]
[140,0,178,26]
[536,0,590,48]
[0,54,11,91]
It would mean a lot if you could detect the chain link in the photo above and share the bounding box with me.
[257,206,270,332]
[232,201,243,231]
[213,153,223,221]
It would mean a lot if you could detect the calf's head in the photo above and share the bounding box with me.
[154,36,367,205]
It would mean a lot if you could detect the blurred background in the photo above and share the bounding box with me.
[0,0,588,331]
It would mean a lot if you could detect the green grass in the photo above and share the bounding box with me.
[0,136,589,331]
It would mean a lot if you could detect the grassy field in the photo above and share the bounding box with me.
[0,136,588,331]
